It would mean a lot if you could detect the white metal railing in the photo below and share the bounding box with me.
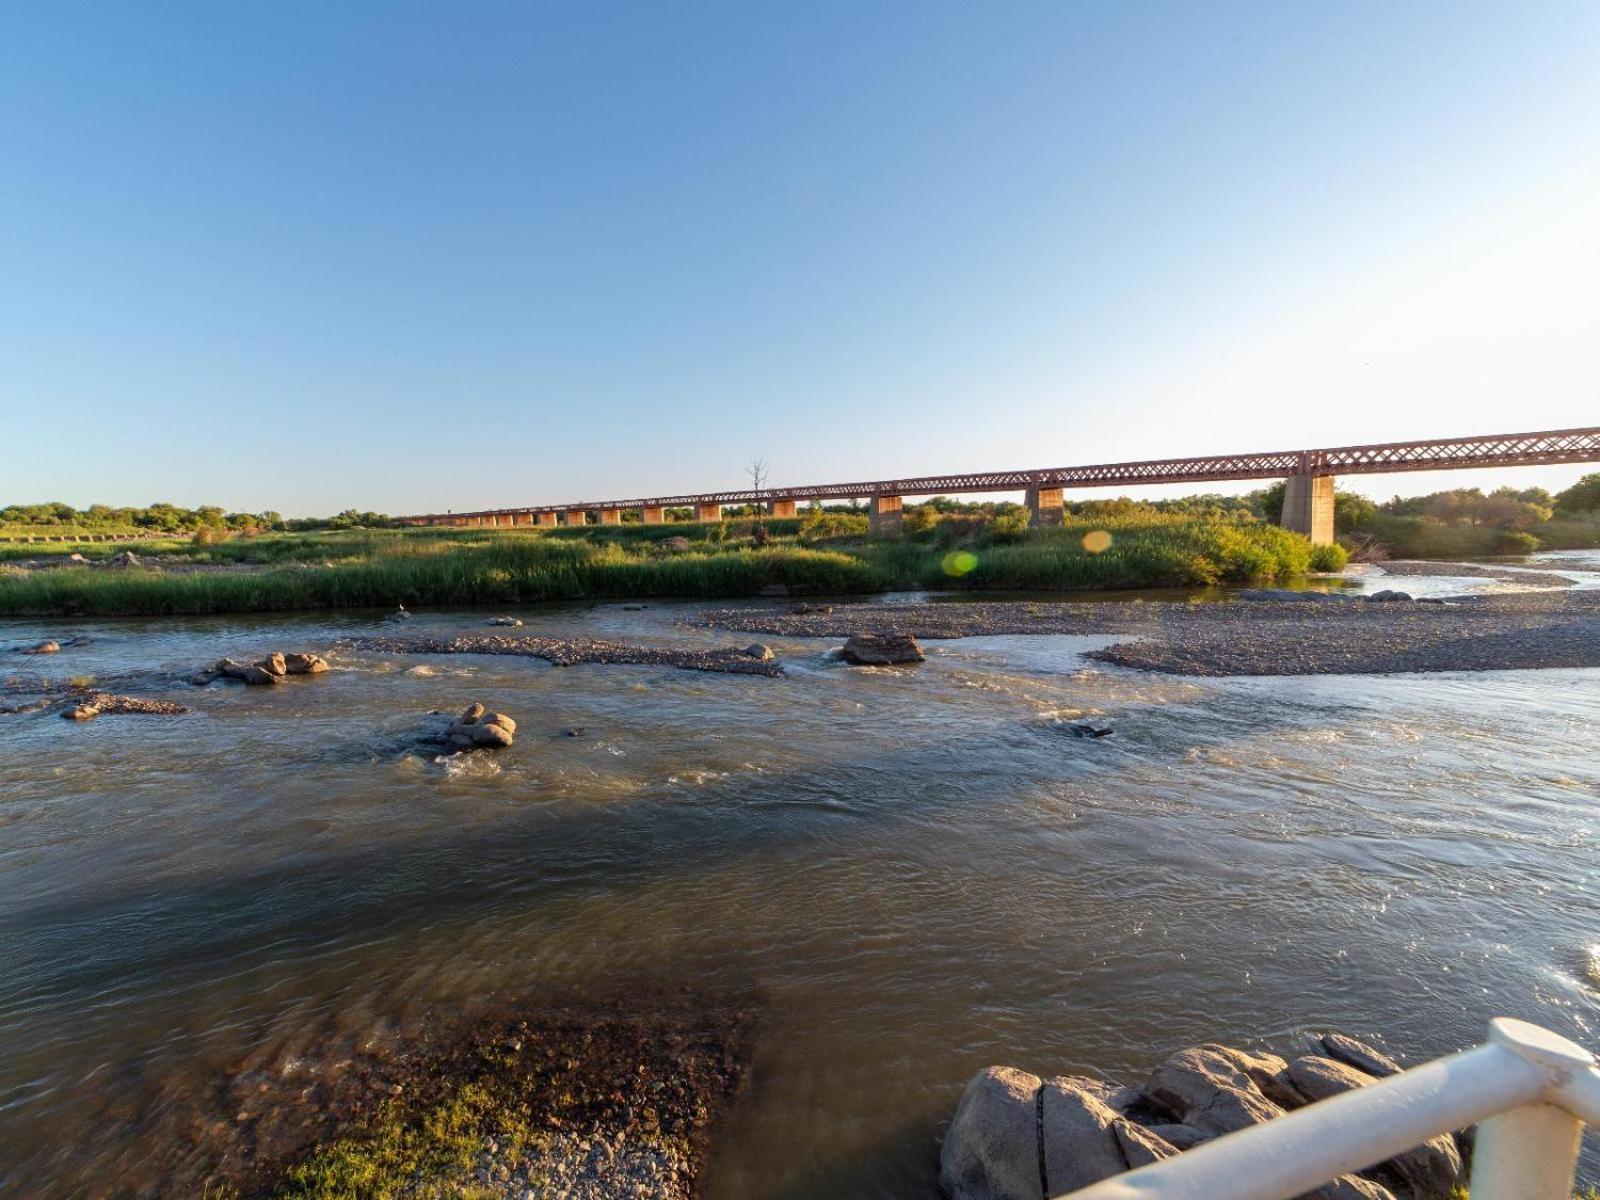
[1060,1018,1600,1200]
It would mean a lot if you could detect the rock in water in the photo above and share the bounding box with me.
[1367,590,1414,603]
[940,1066,1043,1200]
[1319,1033,1401,1079]
[743,644,775,661]
[444,703,517,752]
[1145,1046,1285,1135]
[487,616,523,627]
[283,652,330,675]
[260,652,288,678]
[840,633,925,665]
[22,640,61,655]
[63,703,100,721]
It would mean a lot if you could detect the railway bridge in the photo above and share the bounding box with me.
[400,426,1600,546]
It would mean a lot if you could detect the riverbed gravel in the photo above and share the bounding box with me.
[690,591,1600,677]
[347,633,785,676]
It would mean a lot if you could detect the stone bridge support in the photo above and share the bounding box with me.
[566,509,589,527]
[1025,486,1064,527]
[641,507,665,524]
[598,508,622,525]
[536,512,558,528]
[696,503,722,522]
[869,495,903,534]
[769,499,797,518]
[1281,473,1335,545]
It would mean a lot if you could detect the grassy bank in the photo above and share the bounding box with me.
[0,516,1345,617]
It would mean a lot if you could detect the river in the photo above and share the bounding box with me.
[3,568,1600,1196]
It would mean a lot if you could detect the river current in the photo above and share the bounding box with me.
[3,573,1600,1195]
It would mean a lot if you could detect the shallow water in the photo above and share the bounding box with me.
[3,593,1600,1196]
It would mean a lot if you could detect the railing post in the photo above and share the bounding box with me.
[1469,1019,1590,1200]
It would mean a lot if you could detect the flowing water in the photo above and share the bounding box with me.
[3,583,1600,1196]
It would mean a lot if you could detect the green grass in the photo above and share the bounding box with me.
[0,516,1346,617]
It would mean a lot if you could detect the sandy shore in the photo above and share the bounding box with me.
[690,591,1600,676]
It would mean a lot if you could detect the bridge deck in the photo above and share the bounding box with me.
[409,426,1600,521]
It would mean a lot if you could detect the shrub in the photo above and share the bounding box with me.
[1493,530,1540,556]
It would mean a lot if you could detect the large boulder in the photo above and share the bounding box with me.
[216,658,282,685]
[1041,1079,1128,1191]
[841,633,925,665]
[1201,1045,1304,1109]
[1286,1057,1462,1199]
[260,652,288,678]
[1287,1055,1373,1104]
[1110,1119,1178,1171]
[939,1066,1042,1200]
[1145,1046,1286,1136]
[1143,1122,1211,1150]
[283,652,330,675]
[1319,1034,1401,1079]
[445,703,517,752]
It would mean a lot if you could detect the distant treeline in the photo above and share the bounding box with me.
[9,470,1600,558]
[0,502,390,534]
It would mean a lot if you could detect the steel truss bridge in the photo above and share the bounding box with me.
[404,426,1600,526]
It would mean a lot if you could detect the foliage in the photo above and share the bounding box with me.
[0,515,1334,616]
[0,500,386,535]
[1555,472,1600,514]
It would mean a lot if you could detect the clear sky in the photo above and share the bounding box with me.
[2,2,1597,516]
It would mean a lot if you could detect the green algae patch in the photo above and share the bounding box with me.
[247,1003,754,1200]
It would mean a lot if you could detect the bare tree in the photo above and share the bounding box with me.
[749,457,770,545]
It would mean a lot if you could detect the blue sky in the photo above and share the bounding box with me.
[2,2,1597,516]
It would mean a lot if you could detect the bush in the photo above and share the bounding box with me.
[1308,543,1349,572]
[1493,530,1540,556]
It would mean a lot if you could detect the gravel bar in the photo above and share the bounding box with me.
[689,592,1600,677]
[348,633,784,676]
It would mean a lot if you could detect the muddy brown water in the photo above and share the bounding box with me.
[3,591,1600,1195]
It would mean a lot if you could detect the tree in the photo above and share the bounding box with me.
[1556,473,1600,514]
[748,457,769,546]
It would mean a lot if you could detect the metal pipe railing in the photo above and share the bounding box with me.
[1058,1018,1598,1200]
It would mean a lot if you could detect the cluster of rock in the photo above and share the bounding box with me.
[942,1034,1463,1200]
[195,652,331,686]
[445,702,516,751]
[840,632,925,665]
[62,693,190,721]
[486,616,523,627]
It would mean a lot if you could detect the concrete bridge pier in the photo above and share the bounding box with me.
[566,509,589,527]
[536,512,558,528]
[769,500,797,518]
[598,508,622,525]
[696,503,722,522]
[1281,473,1335,545]
[869,495,903,534]
[641,507,665,524]
[1025,486,1065,527]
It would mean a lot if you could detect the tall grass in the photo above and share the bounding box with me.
[0,517,1343,617]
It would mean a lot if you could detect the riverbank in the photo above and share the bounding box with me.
[692,589,1600,676]
[0,519,1342,616]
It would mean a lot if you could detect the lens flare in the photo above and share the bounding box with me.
[1082,530,1112,554]
[941,550,979,577]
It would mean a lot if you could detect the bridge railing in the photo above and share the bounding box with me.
[1058,1018,1600,1200]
